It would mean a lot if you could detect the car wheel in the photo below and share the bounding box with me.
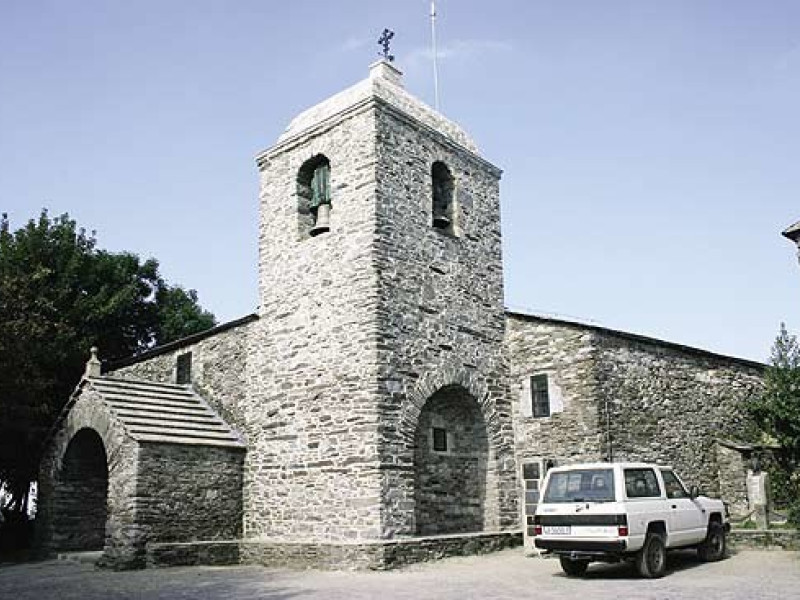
[698,522,726,562]
[636,533,667,578]
[559,556,589,577]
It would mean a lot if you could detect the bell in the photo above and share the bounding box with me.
[433,212,451,229]
[310,203,331,236]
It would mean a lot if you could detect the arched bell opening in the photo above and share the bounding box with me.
[413,385,489,535]
[297,154,332,238]
[52,428,109,551]
[431,161,455,233]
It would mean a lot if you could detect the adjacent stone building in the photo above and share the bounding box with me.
[36,60,764,569]
[506,313,763,537]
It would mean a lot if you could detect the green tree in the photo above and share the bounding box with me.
[0,210,215,515]
[749,323,800,525]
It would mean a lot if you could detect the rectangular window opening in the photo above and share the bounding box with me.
[432,427,448,452]
[176,352,192,385]
[531,374,550,418]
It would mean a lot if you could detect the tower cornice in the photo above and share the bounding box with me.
[256,96,501,178]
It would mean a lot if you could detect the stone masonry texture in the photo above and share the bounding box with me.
[38,61,768,570]
[38,380,246,569]
[507,312,764,499]
[135,443,244,545]
[241,60,519,545]
[112,316,256,439]
[595,327,763,494]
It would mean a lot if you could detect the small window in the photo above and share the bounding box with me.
[297,155,332,238]
[522,461,544,525]
[661,470,689,499]
[432,427,448,452]
[176,352,192,384]
[624,468,662,498]
[531,374,550,418]
[431,161,455,233]
[522,462,541,481]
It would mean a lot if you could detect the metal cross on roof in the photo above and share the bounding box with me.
[378,28,395,62]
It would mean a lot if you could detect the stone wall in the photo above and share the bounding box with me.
[147,531,522,570]
[372,100,519,538]
[248,99,384,541]
[244,63,519,544]
[37,386,142,568]
[596,330,763,494]
[414,386,489,535]
[136,442,245,544]
[49,428,108,551]
[110,316,255,439]
[506,314,604,467]
[716,442,750,515]
[506,313,764,502]
[730,529,800,551]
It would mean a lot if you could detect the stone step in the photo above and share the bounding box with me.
[134,433,244,447]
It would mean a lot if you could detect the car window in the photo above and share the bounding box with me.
[542,468,615,503]
[624,468,662,498]
[660,470,689,499]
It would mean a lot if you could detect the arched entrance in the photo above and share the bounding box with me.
[52,428,108,551]
[414,385,490,535]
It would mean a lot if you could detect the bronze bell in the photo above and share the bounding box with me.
[433,213,451,229]
[310,203,331,236]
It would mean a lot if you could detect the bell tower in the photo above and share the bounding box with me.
[245,60,519,549]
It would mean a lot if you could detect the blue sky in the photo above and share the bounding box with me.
[1,0,798,362]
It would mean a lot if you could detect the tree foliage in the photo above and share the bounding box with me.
[0,210,216,514]
[749,323,800,524]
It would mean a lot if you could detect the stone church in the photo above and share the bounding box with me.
[36,60,763,569]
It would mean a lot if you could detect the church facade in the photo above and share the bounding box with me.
[36,61,763,569]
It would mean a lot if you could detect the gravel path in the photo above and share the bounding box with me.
[1,548,798,599]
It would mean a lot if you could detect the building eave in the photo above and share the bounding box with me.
[106,313,259,372]
[506,309,766,371]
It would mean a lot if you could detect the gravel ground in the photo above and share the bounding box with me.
[1,548,798,600]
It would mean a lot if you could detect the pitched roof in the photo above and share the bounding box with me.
[86,376,245,449]
[782,220,800,241]
[257,60,490,169]
[106,313,258,371]
[506,310,766,370]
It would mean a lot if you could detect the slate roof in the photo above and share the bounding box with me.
[260,60,483,160]
[85,376,245,448]
[506,310,766,370]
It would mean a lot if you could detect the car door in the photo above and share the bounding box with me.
[660,469,706,545]
[623,467,669,550]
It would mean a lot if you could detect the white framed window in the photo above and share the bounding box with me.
[531,374,550,418]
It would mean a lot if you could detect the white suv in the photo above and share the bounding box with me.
[533,462,729,578]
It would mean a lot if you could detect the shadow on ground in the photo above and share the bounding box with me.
[0,561,309,600]
[557,549,716,580]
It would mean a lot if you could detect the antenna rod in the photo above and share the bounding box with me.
[430,0,440,110]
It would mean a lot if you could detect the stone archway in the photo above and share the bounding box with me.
[51,428,109,551]
[413,385,491,535]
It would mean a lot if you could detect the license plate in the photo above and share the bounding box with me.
[543,525,571,535]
